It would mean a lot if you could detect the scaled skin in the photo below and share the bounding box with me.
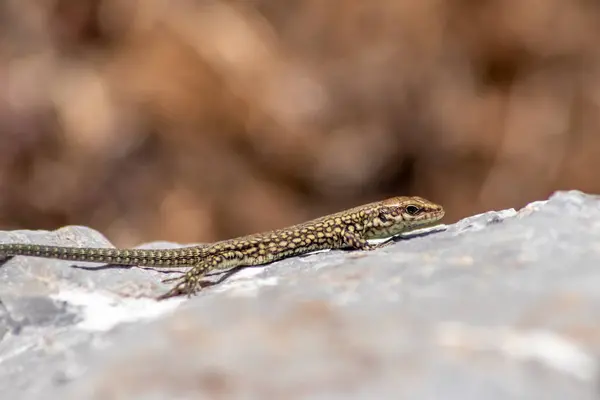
[0,196,445,299]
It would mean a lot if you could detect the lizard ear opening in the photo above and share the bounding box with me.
[378,212,389,223]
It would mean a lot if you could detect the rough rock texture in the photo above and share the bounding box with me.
[1,190,600,399]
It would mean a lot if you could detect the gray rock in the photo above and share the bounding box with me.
[1,190,599,399]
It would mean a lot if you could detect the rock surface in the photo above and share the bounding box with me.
[1,190,600,399]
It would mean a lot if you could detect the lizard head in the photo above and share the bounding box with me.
[363,196,445,239]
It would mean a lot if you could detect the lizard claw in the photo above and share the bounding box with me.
[160,274,184,284]
[157,272,207,300]
[156,280,190,300]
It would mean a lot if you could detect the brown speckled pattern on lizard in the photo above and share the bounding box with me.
[0,196,444,299]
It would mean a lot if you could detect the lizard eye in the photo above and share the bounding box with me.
[405,205,421,215]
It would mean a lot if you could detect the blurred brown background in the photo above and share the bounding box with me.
[0,0,599,247]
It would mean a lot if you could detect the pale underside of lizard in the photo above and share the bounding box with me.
[0,196,445,299]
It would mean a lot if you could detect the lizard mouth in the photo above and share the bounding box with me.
[404,208,445,231]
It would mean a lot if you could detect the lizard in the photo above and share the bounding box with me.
[0,196,444,300]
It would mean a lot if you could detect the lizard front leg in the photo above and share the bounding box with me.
[342,229,382,251]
